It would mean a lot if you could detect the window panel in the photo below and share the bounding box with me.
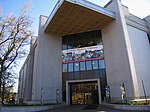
[74,62,79,71]
[86,70,93,79]
[68,45,75,49]
[99,60,105,69]
[94,70,99,78]
[74,71,80,80]
[63,64,67,72]
[68,63,73,72]
[62,30,102,48]
[68,72,74,80]
[86,61,92,70]
[80,62,85,71]
[100,69,106,78]
[92,60,98,69]
[62,45,67,50]
[80,71,86,79]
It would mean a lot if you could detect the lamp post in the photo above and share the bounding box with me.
[56,89,59,104]
[141,80,147,104]
[41,88,43,105]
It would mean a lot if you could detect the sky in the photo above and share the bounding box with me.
[0,0,150,92]
[1,0,150,36]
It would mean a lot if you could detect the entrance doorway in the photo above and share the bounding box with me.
[70,82,99,104]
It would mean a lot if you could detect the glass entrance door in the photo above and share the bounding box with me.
[71,82,99,105]
[72,92,84,104]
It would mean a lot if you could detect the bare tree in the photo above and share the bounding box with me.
[1,71,17,105]
[0,0,32,103]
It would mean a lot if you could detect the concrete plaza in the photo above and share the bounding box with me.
[38,104,150,112]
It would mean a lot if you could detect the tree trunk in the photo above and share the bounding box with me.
[0,63,4,104]
[0,62,4,97]
[0,72,2,98]
[2,83,5,105]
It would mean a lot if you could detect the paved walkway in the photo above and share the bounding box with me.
[38,104,150,112]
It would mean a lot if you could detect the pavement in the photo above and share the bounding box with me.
[38,104,150,112]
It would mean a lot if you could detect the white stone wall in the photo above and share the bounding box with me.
[18,38,36,101]
[102,0,139,101]
[18,61,27,99]
[127,25,150,98]
[144,16,150,35]
[32,15,62,103]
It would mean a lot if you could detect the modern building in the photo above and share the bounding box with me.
[18,0,150,105]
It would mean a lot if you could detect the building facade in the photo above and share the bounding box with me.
[18,0,150,105]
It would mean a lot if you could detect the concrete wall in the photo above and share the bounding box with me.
[18,37,37,101]
[18,69,24,98]
[127,25,150,98]
[18,60,27,99]
[122,0,150,98]
[144,15,150,35]
[102,0,139,101]
[122,2,150,98]
[32,15,62,103]
[25,37,37,101]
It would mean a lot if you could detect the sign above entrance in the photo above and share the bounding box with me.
[62,45,104,63]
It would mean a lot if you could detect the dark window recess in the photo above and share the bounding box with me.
[62,30,102,50]
[80,71,86,79]
[74,71,80,80]
[148,34,150,44]
[68,72,74,80]
[94,70,99,78]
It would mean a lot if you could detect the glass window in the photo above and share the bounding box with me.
[68,72,74,80]
[92,60,98,69]
[74,72,80,80]
[100,69,106,78]
[68,45,75,49]
[99,60,105,69]
[68,63,73,72]
[94,70,99,78]
[63,64,67,72]
[80,71,86,79]
[86,70,93,79]
[86,61,92,70]
[62,45,67,50]
[62,30,102,49]
[80,62,85,71]
[74,62,79,71]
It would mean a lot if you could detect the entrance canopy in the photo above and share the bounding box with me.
[44,0,116,35]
